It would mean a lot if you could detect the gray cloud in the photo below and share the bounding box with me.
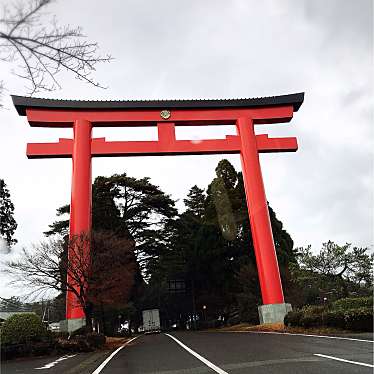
[302,0,372,46]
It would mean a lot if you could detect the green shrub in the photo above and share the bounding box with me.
[332,296,373,311]
[344,308,373,332]
[284,308,325,328]
[300,312,323,328]
[30,341,54,356]
[226,315,241,326]
[323,310,346,329]
[284,301,373,332]
[1,313,47,345]
[284,310,303,327]
[301,305,327,314]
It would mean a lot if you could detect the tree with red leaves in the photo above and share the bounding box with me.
[5,231,136,330]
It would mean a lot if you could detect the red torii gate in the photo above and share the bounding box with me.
[12,92,304,329]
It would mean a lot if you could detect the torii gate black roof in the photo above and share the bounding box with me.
[12,92,304,116]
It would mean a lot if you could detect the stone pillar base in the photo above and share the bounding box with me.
[59,317,86,333]
[258,303,292,324]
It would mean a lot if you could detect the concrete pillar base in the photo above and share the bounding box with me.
[59,317,86,333]
[258,303,292,324]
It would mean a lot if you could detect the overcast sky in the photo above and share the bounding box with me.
[0,0,373,298]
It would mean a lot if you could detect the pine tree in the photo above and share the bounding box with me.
[183,185,206,218]
[0,179,17,246]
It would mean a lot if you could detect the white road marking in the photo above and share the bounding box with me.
[35,354,77,369]
[314,353,374,368]
[238,330,373,343]
[165,333,228,374]
[91,336,138,374]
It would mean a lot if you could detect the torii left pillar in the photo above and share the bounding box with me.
[66,119,92,332]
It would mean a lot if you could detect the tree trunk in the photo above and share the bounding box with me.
[84,303,93,332]
[100,302,106,335]
[191,279,197,330]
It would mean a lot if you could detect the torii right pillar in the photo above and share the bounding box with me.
[237,116,292,324]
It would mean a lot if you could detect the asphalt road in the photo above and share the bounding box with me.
[2,331,373,374]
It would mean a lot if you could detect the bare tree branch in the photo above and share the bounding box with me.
[0,0,112,96]
[2,231,136,320]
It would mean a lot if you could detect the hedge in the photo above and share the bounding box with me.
[1,313,47,345]
[300,305,327,314]
[332,296,373,311]
[284,310,303,327]
[323,310,346,329]
[284,306,373,331]
[344,307,373,332]
[1,314,108,360]
[300,312,323,328]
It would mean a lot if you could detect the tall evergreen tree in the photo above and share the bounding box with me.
[46,173,177,276]
[183,186,205,219]
[0,179,17,246]
[155,159,297,323]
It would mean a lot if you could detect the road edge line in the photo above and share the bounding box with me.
[165,333,228,374]
[91,336,138,374]
[216,330,373,343]
[314,353,374,368]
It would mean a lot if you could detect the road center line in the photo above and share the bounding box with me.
[91,336,138,374]
[314,353,374,368]
[165,333,228,374]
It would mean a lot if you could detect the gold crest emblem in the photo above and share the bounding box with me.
[160,110,171,120]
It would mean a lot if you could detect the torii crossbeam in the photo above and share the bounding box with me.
[12,92,304,329]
